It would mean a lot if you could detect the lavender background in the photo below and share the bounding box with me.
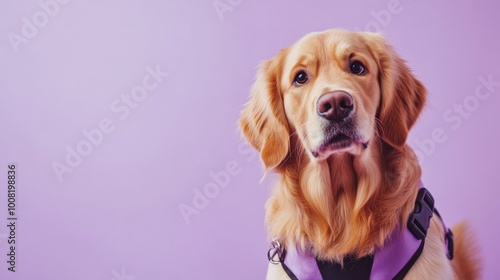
[0,0,499,279]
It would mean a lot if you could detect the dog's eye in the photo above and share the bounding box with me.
[350,61,366,75]
[293,71,308,85]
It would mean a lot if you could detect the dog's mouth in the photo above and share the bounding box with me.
[312,132,368,158]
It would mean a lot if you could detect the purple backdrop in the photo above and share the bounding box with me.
[0,0,498,279]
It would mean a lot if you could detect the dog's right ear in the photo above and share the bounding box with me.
[239,50,290,170]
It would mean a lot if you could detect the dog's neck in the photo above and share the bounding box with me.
[267,139,420,262]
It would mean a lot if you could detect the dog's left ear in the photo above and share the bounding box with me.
[363,33,427,150]
[239,50,290,170]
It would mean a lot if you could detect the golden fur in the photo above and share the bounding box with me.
[239,29,480,279]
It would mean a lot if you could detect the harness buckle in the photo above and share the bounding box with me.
[407,188,435,240]
[267,238,286,264]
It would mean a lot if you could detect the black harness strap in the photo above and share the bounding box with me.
[281,262,299,280]
[392,239,425,280]
[316,254,374,280]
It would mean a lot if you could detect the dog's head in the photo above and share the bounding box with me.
[240,29,426,168]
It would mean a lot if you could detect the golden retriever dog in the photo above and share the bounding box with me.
[239,29,480,279]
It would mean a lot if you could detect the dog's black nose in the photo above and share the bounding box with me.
[316,91,354,121]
